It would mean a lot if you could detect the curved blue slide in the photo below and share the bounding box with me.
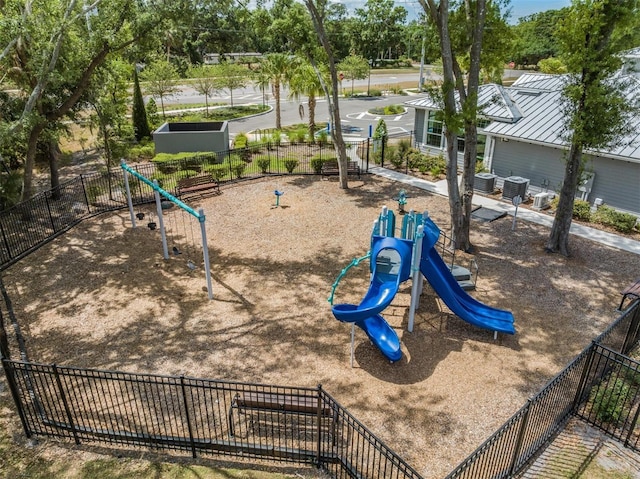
[331,236,414,362]
[419,216,516,335]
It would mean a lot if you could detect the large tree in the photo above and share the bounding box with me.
[336,55,369,95]
[189,65,219,116]
[304,0,350,189]
[418,0,505,251]
[509,9,567,66]
[0,0,161,202]
[354,0,408,62]
[259,53,298,130]
[289,61,328,141]
[141,59,180,119]
[545,0,639,256]
[213,62,248,107]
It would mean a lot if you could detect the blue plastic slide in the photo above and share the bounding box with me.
[331,236,414,362]
[419,216,516,335]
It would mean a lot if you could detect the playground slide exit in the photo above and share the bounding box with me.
[419,216,516,335]
[331,236,414,362]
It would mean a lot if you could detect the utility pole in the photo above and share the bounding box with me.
[418,35,426,91]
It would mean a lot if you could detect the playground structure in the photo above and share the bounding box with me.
[121,160,213,300]
[330,207,516,363]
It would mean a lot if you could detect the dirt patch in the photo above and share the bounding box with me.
[3,175,639,478]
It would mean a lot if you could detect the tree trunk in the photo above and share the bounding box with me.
[304,0,348,189]
[274,81,281,130]
[20,122,46,203]
[546,143,582,256]
[432,0,464,248]
[48,139,61,200]
[308,94,316,143]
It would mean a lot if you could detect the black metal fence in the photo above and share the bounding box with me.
[2,139,640,478]
[574,345,640,450]
[0,360,422,479]
[445,299,640,479]
[0,140,373,271]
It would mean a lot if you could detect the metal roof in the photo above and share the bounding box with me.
[404,83,522,123]
[406,72,640,163]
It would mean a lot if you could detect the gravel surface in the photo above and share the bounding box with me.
[4,175,639,478]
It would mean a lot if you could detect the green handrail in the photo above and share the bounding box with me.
[328,252,371,305]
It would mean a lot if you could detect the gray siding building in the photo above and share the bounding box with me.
[405,66,640,216]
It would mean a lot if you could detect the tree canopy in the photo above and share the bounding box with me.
[545,0,640,256]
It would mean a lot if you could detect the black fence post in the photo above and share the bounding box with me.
[621,302,640,354]
[366,138,370,172]
[507,399,532,476]
[572,342,597,413]
[381,137,386,168]
[0,219,12,262]
[1,359,32,438]
[316,384,323,468]
[79,175,91,214]
[180,376,197,458]
[44,195,56,233]
[52,364,80,445]
[624,391,640,448]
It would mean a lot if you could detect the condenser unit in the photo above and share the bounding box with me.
[502,176,529,201]
[474,173,497,194]
[533,192,551,210]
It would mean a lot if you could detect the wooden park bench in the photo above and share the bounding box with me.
[618,277,640,311]
[227,391,337,438]
[321,160,361,179]
[177,174,220,197]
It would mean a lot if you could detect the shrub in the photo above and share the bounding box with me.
[316,131,328,146]
[573,199,592,222]
[430,165,443,178]
[256,157,271,174]
[270,130,282,147]
[0,171,23,209]
[310,158,323,174]
[207,166,227,182]
[591,377,631,424]
[231,162,245,178]
[86,184,103,205]
[181,157,203,172]
[237,147,252,162]
[593,206,638,234]
[156,162,179,174]
[286,128,307,145]
[128,143,155,160]
[283,159,299,173]
[388,149,404,169]
[234,133,249,148]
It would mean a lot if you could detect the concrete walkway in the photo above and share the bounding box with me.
[366,165,640,256]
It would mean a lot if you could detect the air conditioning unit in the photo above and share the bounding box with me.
[533,192,551,210]
[474,172,497,194]
[502,176,529,201]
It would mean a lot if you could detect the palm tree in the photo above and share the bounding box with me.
[289,61,327,142]
[259,53,299,130]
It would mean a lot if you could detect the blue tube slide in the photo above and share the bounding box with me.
[332,236,414,362]
[419,216,516,335]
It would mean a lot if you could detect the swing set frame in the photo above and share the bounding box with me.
[121,160,214,300]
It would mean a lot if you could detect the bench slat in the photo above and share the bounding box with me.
[177,174,219,196]
[321,161,360,178]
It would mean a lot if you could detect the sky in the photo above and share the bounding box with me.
[335,0,573,24]
[508,0,572,21]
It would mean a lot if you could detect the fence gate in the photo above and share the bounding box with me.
[575,344,640,451]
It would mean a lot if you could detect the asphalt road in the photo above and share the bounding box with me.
[157,68,526,140]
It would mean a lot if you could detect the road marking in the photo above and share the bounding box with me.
[394,115,403,121]
[356,112,366,119]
